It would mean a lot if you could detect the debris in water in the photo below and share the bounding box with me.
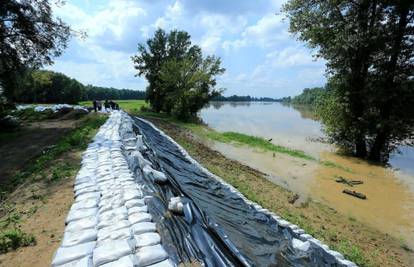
[288,194,300,204]
[342,189,367,199]
[335,176,363,187]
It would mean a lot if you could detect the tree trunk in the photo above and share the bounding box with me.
[369,131,387,161]
[369,4,410,162]
[355,136,367,158]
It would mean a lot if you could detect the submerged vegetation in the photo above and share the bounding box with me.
[206,131,315,160]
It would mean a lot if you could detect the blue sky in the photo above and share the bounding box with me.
[49,0,326,98]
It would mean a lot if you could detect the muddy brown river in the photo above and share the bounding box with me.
[200,101,414,248]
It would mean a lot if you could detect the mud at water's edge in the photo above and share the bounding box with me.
[211,141,414,250]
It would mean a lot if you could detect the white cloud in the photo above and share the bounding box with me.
[265,47,318,67]
[55,1,146,40]
[153,0,183,31]
[223,14,289,51]
[196,14,247,54]
[49,0,327,97]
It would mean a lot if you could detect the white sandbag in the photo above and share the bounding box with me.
[100,254,138,267]
[131,222,157,235]
[168,197,184,215]
[74,186,99,197]
[98,206,128,222]
[137,152,152,169]
[92,239,135,267]
[134,232,161,248]
[74,182,96,191]
[76,192,100,202]
[62,228,97,247]
[149,259,175,267]
[66,216,98,232]
[128,212,152,224]
[55,255,92,267]
[125,198,146,209]
[97,227,132,243]
[128,206,148,215]
[97,219,130,231]
[136,135,146,151]
[72,197,99,210]
[292,238,310,252]
[66,208,98,224]
[123,189,143,201]
[51,241,96,266]
[135,244,168,267]
[143,165,167,183]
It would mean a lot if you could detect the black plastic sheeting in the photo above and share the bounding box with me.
[121,116,348,267]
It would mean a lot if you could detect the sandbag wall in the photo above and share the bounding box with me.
[132,116,359,267]
[51,111,174,267]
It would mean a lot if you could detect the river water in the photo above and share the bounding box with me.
[199,101,414,247]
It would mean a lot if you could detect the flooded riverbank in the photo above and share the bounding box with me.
[200,102,414,248]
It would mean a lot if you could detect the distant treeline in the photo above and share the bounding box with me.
[289,87,326,106]
[212,94,290,102]
[11,70,145,104]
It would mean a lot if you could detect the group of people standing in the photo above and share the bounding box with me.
[92,99,120,112]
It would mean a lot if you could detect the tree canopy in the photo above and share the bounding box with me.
[290,87,325,106]
[132,29,225,120]
[10,69,145,104]
[283,0,414,162]
[0,0,71,100]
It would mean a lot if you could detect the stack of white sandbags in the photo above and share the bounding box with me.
[16,104,89,113]
[51,111,174,267]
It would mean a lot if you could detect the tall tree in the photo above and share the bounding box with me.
[132,29,225,120]
[283,0,414,162]
[0,0,71,101]
[132,29,168,112]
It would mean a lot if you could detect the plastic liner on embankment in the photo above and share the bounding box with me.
[52,111,357,267]
[131,115,357,267]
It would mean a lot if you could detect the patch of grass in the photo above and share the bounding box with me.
[0,229,36,253]
[332,240,372,267]
[205,131,315,160]
[48,162,77,183]
[0,213,21,228]
[321,160,354,173]
[0,114,107,200]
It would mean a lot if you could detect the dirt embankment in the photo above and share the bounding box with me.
[0,119,77,184]
[145,116,414,267]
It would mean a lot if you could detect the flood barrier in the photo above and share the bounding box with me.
[52,111,357,267]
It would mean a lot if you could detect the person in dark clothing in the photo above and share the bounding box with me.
[92,100,98,112]
[109,100,115,110]
[96,100,102,111]
[104,99,110,111]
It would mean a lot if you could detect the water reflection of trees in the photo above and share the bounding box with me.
[208,101,251,109]
[287,103,320,121]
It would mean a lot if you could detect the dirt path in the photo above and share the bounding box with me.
[0,152,79,267]
[0,119,77,184]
